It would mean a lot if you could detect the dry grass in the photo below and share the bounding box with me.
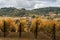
[0,32,60,40]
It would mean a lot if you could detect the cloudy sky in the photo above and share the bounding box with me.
[0,0,60,9]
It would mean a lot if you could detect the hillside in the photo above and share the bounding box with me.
[0,7,60,17]
[32,7,60,15]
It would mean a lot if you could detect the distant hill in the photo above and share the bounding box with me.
[0,7,20,16]
[32,7,60,15]
[0,7,37,17]
[0,7,60,17]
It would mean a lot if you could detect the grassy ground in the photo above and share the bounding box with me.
[0,32,60,40]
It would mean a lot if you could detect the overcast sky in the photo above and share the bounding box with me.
[0,0,60,9]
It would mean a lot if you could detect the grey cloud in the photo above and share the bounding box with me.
[16,1,35,8]
[0,0,59,9]
[27,0,56,2]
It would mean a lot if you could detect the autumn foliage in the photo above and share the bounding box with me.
[0,17,60,32]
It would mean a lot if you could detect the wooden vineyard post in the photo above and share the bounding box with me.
[52,23,56,40]
[4,21,7,37]
[34,20,38,39]
[19,22,22,37]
